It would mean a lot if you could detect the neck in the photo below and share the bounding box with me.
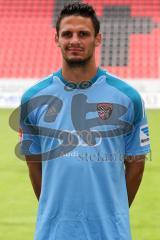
[61,59,98,83]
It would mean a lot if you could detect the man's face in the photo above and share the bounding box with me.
[55,15,101,67]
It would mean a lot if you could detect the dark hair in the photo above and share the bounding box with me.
[56,2,100,36]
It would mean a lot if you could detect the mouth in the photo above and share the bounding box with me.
[67,48,83,52]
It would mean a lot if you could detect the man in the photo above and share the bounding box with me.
[20,2,150,240]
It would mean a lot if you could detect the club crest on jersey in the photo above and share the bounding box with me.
[97,103,113,120]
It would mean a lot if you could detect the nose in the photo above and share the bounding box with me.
[70,33,80,45]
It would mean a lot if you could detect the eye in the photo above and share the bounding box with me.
[79,31,89,37]
[61,31,72,38]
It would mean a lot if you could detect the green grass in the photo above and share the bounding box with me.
[0,109,159,239]
[0,109,37,240]
[130,110,160,240]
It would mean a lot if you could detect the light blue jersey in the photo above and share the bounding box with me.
[20,67,150,240]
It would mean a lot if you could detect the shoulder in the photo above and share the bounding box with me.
[105,71,144,123]
[105,71,141,102]
[21,74,53,104]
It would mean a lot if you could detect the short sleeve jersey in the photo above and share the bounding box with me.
[20,67,150,240]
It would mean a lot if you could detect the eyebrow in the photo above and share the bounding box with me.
[61,30,91,34]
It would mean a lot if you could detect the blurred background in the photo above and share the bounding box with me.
[0,0,159,239]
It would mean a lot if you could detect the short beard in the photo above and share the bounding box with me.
[64,55,92,68]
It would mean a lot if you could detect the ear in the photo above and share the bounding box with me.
[55,33,60,47]
[95,33,102,47]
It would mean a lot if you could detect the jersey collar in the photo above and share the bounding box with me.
[55,67,105,89]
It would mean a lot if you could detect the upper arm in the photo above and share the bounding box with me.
[25,155,42,174]
[25,154,42,164]
[124,155,145,173]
